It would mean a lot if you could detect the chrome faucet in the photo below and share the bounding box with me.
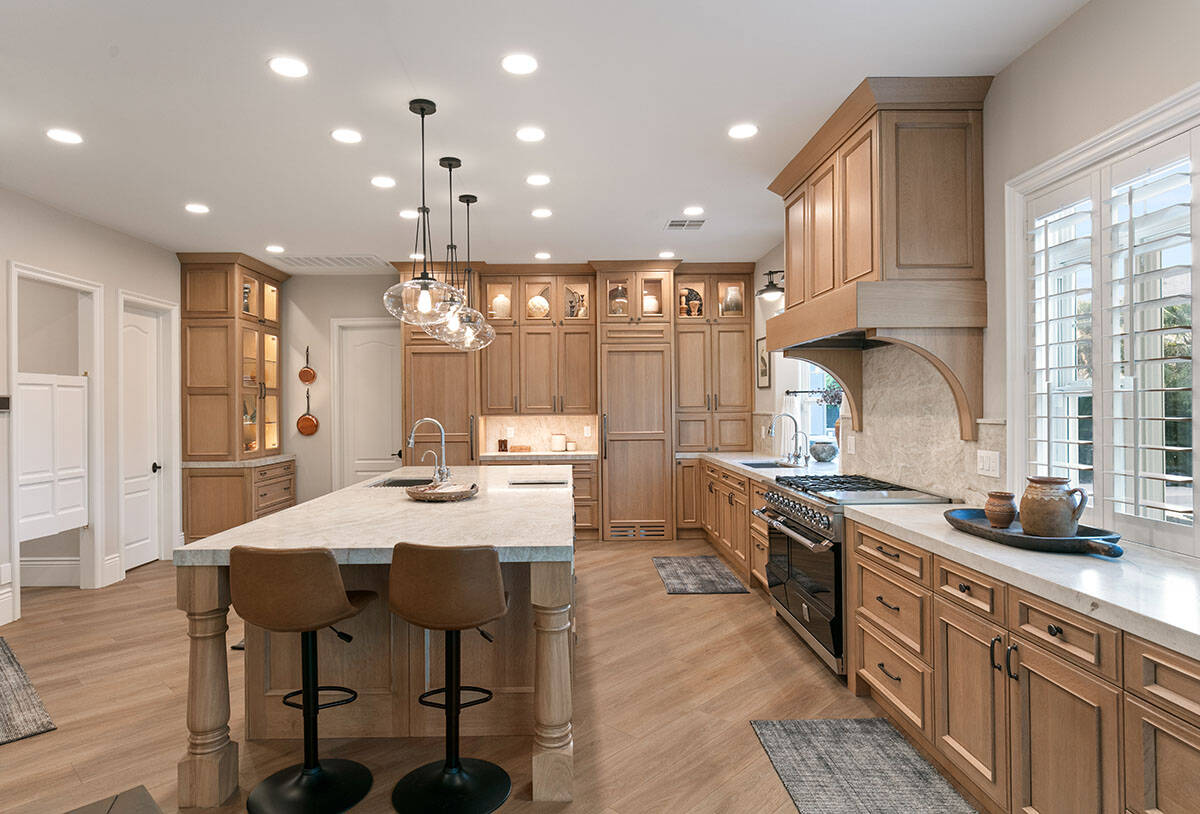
[407,417,451,483]
[768,413,810,467]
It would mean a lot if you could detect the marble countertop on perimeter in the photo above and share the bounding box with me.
[182,453,296,469]
[478,451,598,462]
[845,503,1200,661]
[174,465,575,566]
[674,451,843,486]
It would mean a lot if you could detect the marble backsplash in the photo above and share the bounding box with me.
[479,414,599,454]
[753,345,1006,504]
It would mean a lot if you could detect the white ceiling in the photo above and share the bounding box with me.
[0,0,1087,270]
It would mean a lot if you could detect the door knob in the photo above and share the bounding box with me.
[151,462,161,473]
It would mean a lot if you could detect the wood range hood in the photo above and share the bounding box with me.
[763,76,992,441]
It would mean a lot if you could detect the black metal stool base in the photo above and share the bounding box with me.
[391,759,511,814]
[247,758,373,814]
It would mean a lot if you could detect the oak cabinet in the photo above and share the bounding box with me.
[750,529,769,589]
[675,459,701,528]
[933,598,1010,810]
[183,460,295,543]
[838,118,879,286]
[1007,638,1122,814]
[480,326,519,413]
[1123,695,1200,814]
[597,269,672,325]
[557,325,597,414]
[180,254,281,329]
[519,326,557,413]
[702,471,719,536]
[808,153,839,300]
[729,488,749,568]
[784,186,807,310]
[404,342,477,466]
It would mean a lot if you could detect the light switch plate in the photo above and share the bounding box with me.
[845,434,856,455]
[977,450,1001,478]
[583,425,591,437]
[506,426,516,438]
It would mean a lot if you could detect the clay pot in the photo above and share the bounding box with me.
[984,491,1017,529]
[1019,476,1087,537]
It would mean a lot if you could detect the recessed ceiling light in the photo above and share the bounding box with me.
[331,128,362,144]
[516,126,545,143]
[184,202,210,214]
[371,175,396,188]
[531,208,552,218]
[683,205,704,217]
[526,173,550,186]
[658,251,675,259]
[409,252,425,260]
[268,56,308,78]
[399,209,419,219]
[534,251,551,260]
[501,54,538,75]
[46,128,83,144]
[728,123,759,139]
[265,244,285,254]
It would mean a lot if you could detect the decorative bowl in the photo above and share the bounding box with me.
[809,436,839,462]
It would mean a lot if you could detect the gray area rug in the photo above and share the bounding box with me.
[67,785,162,813]
[0,637,55,746]
[652,555,749,594]
[752,718,976,813]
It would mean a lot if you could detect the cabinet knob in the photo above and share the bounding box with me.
[1047,624,1064,638]
[957,583,971,593]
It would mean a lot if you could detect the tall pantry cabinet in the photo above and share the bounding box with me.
[179,253,296,542]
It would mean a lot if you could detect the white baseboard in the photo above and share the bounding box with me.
[101,553,123,586]
[20,556,81,587]
[0,586,13,626]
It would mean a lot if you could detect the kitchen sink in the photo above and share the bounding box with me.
[370,477,434,487]
[740,461,803,469]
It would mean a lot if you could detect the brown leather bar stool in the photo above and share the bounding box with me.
[230,546,376,814]
[388,542,510,814]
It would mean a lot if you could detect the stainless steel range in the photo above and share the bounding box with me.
[754,474,948,674]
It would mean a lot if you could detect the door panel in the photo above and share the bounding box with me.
[712,324,751,412]
[404,345,476,465]
[121,309,159,568]
[675,415,711,453]
[713,413,751,450]
[601,345,670,435]
[785,187,807,309]
[675,459,700,528]
[603,439,671,538]
[558,326,596,413]
[337,324,404,487]
[519,326,557,413]
[809,157,838,298]
[840,118,878,284]
[481,326,519,414]
[674,324,710,412]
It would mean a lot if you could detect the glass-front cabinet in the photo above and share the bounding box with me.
[600,270,671,323]
[239,326,281,456]
[484,278,517,325]
[483,275,595,325]
[239,268,280,328]
[675,275,747,322]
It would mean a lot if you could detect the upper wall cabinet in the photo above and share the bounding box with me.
[593,265,676,326]
[180,253,283,329]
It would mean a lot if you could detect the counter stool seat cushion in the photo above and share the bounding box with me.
[230,546,375,632]
[388,543,507,631]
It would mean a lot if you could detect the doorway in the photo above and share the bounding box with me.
[330,318,404,489]
[117,291,180,574]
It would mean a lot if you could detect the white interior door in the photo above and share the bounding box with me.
[336,322,404,487]
[121,308,159,569]
[15,373,89,541]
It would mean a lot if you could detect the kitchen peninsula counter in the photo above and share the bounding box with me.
[173,465,575,807]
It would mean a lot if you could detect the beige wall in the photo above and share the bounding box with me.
[0,186,178,608]
[281,274,396,502]
[751,241,812,456]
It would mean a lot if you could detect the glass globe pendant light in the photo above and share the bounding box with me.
[424,157,472,343]
[446,193,494,351]
[383,99,460,326]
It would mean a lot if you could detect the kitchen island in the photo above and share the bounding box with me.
[172,465,575,807]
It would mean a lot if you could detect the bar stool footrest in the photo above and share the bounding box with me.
[281,685,358,711]
[417,684,494,710]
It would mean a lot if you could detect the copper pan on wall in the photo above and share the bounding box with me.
[297,388,318,436]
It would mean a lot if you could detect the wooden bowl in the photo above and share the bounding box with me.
[406,482,478,502]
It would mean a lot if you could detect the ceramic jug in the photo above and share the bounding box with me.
[1019,476,1087,537]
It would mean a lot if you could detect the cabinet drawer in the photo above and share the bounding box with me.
[703,464,722,481]
[1123,694,1200,814]
[571,460,597,477]
[254,477,294,511]
[855,561,932,661]
[573,500,599,529]
[856,618,933,739]
[1125,635,1200,729]
[572,473,597,501]
[253,497,295,520]
[600,324,670,343]
[854,525,931,587]
[934,557,1005,625]
[1009,587,1121,683]
[255,460,294,482]
[719,469,748,494]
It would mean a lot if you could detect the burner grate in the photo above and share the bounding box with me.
[775,474,905,493]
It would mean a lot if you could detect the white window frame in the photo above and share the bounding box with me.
[1007,81,1200,557]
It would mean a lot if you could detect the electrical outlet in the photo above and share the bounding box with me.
[583,425,591,437]
[506,426,516,438]
[977,450,1000,478]
[845,434,856,455]
[761,425,767,439]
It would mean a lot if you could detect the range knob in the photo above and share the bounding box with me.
[821,516,832,529]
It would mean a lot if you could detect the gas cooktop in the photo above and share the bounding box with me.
[774,474,947,506]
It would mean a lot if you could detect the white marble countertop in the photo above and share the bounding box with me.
[845,503,1200,661]
[174,465,575,566]
[183,453,296,469]
[479,451,598,462]
[675,451,843,486]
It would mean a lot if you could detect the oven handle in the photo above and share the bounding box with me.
[752,508,834,553]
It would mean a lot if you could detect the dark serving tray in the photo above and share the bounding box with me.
[944,509,1123,558]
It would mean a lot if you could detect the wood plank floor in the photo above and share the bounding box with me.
[0,538,878,812]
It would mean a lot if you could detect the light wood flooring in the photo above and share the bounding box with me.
[0,538,877,812]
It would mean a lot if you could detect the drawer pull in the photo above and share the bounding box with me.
[875,545,901,560]
[259,491,267,498]
[957,582,971,593]
[1047,624,1064,637]
[877,663,902,683]
[989,636,1002,671]
[875,595,901,612]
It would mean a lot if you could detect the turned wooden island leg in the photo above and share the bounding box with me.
[531,561,574,802]
[176,565,239,808]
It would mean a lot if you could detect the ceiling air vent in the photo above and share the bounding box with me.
[271,254,395,274]
[664,219,705,231]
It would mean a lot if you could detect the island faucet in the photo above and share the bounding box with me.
[407,417,451,483]
[768,412,810,467]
